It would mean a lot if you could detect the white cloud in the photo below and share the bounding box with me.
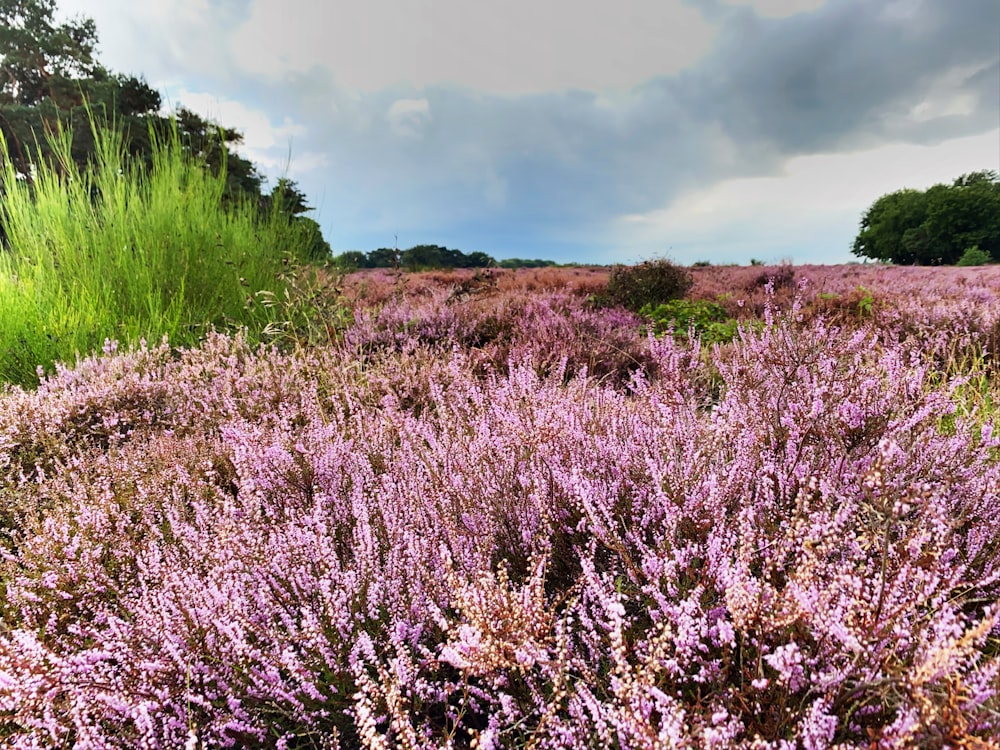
[162,89,321,176]
[43,0,1000,263]
[904,63,988,123]
[614,130,1000,264]
[228,0,716,93]
[170,91,304,147]
[58,0,232,87]
[386,98,432,138]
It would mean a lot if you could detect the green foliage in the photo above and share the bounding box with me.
[498,258,559,269]
[0,0,101,107]
[290,216,332,262]
[605,259,693,312]
[852,171,1000,264]
[641,298,741,344]
[400,244,494,270]
[0,117,320,387]
[0,0,161,176]
[332,250,367,270]
[164,107,265,208]
[956,245,991,267]
[260,179,331,262]
[856,286,875,317]
[0,0,329,254]
[332,244,496,270]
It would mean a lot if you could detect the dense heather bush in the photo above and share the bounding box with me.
[345,289,650,386]
[0,286,998,747]
[605,259,694,312]
[340,268,611,309]
[745,263,796,293]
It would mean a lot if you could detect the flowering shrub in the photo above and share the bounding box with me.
[345,289,650,386]
[604,259,694,312]
[0,274,999,748]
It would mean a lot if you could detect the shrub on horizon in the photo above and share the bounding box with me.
[604,258,694,312]
[957,245,992,267]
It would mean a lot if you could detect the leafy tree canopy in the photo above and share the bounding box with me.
[852,171,1000,265]
[498,257,559,269]
[0,0,100,107]
[0,0,329,258]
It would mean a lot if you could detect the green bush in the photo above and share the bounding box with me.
[957,245,991,267]
[641,298,741,345]
[0,117,320,387]
[605,259,693,312]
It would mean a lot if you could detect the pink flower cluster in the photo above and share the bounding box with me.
[0,272,998,748]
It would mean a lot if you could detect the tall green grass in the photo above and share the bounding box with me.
[0,117,314,388]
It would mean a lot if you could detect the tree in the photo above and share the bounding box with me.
[498,258,558,269]
[956,245,991,266]
[852,172,1000,265]
[402,244,450,269]
[0,0,103,172]
[851,189,928,264]
[0,0,332,259]
[0,0,100,107]
[290,216,332,262]
[332,250,368,269]
[464,251,495,268]
[367,247,401,268]
[923,173,1000,262]
[261,177,311,216]
[256,179,331,262]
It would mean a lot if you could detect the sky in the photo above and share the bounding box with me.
[58,0,1000,265]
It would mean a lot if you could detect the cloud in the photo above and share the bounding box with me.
[386,98,432,138]
[296,0,997,240]
[722,0,825,18]
[162,89,315,176]
[50,0,1000,262]
[58,0,238,87]
[612,129,1000,264]
[227,0,716,93]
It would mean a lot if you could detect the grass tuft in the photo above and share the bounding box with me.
[0,115,316,387]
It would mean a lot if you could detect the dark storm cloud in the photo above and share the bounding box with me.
[686,0,1000,152]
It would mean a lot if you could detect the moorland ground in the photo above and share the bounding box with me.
[1,261,999,748]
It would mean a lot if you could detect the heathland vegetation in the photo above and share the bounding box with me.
[2,258,1000,747]
[2,2,1000,748]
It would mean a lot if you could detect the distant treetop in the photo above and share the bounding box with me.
[331,248,571,271]
[334,245,496,270]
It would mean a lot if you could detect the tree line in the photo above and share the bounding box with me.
[852,170,1000,265]
[332,245,560,270]
[0,0,330,260]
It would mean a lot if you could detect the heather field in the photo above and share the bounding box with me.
[2,264,1000,748]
